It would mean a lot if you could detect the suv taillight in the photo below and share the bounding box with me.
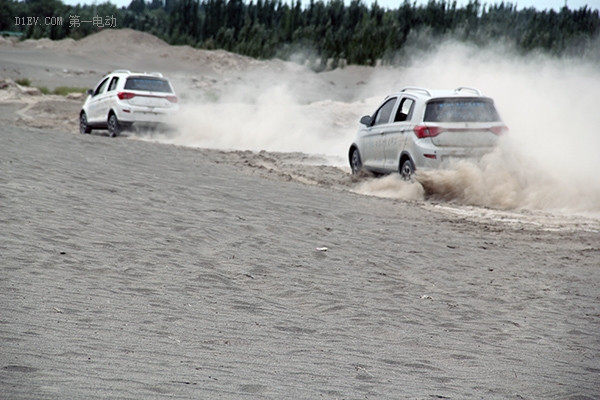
[166,95,178,103]
[414,125,443,138]
[490,125,509,135]
[117,92,135,100]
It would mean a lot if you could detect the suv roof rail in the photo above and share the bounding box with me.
[400,87,432,96]
[454,86,482,96]
[111,69,131,74]
[147,72,164,77]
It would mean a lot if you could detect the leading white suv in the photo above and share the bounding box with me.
[80,70,179,137]
[349,87,507,178]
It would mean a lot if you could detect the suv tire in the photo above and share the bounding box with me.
[80,112,91,134]
[350,148,362,175]
[400,158,415,180]
[107,113,120,137]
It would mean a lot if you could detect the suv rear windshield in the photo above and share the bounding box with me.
[125,77,172,93]
[424,99,500,122]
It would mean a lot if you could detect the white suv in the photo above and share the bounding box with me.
[80,70,179,137]
[349,87,507,178]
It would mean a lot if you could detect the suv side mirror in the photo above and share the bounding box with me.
[86,89,93,96]
[360,115,373,126]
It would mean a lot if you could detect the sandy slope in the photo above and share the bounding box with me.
[2,123,599,399]
[1,30,599,399]
[0,28,369,103]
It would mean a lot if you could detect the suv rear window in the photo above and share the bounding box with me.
[124,77,172,93]
[424,99,500,122]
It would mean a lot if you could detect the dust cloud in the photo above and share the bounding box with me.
[396,41,600,215]
[151,71,365,160]
[354,174,425,201]
[143,40,600,215]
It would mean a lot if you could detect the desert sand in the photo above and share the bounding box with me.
[1,29,599,399]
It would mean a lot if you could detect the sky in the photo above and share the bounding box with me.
[61,0,600,11]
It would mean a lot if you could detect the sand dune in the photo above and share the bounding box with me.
[1,30,599,399]
[3,123,599,399]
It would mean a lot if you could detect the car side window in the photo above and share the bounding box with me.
[373,97,397,126]
[107,77,119,92]
[394,98,415,122]
[93,78,110,96]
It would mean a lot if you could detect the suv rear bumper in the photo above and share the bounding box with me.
[412,141,496,170]
[114,104,178,124]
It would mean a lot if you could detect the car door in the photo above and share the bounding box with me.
[361,97,397,170]
[383,97,415,171]
[87,77,110,124]
[98,76,120,121]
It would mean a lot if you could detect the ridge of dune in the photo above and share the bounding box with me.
[7,28,302,76]
[75,28,170,51]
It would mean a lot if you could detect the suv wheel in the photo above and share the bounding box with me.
[80,112,91,134]
[400,158,415,180]
[350,148,362,175]
[107,114,120,137]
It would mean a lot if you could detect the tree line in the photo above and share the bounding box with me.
[2,0,599,67]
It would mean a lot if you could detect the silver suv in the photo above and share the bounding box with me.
[349,87,507,178]
[80,70,179,137]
